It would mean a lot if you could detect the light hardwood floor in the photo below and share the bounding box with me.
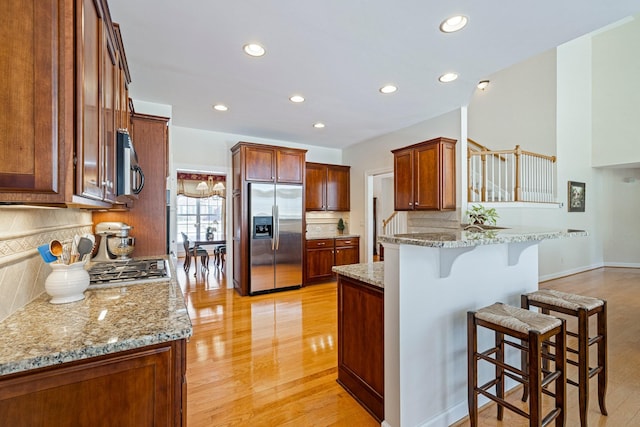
[178,262,640,426]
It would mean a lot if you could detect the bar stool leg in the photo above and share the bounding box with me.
[496,331,504,421]
[528,330,542,427]
[598,302,608,416]
[520,295,531,403]
[467,312,478,427]
[577,308,589,427]
[555,320,567,427]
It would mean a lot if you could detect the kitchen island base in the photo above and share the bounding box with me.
[383,241,540,427]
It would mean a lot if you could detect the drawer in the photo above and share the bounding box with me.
[335,237,359,247]
[306,239,333,249]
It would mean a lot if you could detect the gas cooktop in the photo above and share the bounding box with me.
[88,258,171,287]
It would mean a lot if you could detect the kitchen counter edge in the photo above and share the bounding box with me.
[378,226,588,248]
[333,262,384,288]
[0,256,192,377]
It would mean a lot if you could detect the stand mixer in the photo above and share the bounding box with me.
[94,222,135,261]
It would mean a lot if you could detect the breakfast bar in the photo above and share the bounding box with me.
[378,226,587,427]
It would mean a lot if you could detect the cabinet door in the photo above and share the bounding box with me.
[326,165,350,211]
[276,149,305,183]
[305,163,326,211]
[335,237,359,266]
[393,149,413,210]
[0,0,70,202]
[306,245,335,282]
[101,30,117,202]
[76,0,104,200]
[440,140,457,210]
[0,344,176,427]
[414,143,439,210]
[335,246,359,266]
[245,146,275,182]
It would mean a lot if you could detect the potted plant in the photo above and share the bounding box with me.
[465,204,499,227]
[337,218,345,235]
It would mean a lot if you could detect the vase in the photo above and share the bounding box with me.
[45,260,90,304]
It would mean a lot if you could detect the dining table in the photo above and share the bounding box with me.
[192,239,225,274]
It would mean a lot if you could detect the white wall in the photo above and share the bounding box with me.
[592,17,640,167]
[468,49,557,155]
[602,168,640,266]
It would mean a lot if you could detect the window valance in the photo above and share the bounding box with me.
[177,172,226,198]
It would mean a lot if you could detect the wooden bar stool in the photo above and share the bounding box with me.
[468,302,566,427]
[522,290,607,427]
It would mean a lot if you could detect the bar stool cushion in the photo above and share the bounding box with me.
[475,302,562,334]
[525,289,604,311]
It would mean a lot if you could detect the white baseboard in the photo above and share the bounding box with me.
[604,262,640,268]
[539,262,604,283]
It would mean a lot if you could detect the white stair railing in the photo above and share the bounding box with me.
[382,211,407,236]
[468,141,556,203]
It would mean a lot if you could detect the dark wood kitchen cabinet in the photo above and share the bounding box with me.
[305,162,350,211]
[0,0,75,204]
[241,143,305,184]
[392,137,457,211]
[0,340,187,427]
[335,237,359,266]
[305,239,335,283]
[337,274,384,422]
[0,0,131,207]
[305,236,359,284]
[231,142,307,295]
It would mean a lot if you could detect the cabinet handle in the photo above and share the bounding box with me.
[408,202,413,206]
[318,242,325,245]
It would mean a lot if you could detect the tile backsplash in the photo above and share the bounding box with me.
[306,211,350,237]
[0,207,93,322]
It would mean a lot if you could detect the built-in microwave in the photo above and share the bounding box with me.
[116,130,144,197]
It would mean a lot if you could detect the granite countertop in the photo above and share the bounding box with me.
[333,262,384,288]
[0,257,192,377]
[306,233,360,240]
[378,226,588,249]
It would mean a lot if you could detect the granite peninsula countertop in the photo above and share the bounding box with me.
[333,262,384,288]
[378,226,587,249]
[0,257,192,377]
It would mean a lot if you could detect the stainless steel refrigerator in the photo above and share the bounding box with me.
[249,183,303,294]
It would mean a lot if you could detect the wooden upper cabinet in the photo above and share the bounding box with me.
[0,0,74,203]
[0,0,131,207]
[276,149,305,183]
[76,0,104,201]
[244,145,275,182]
[392,137,457,211]
[305,163,327,210]
[236,142,306,184]
[305,162,350,211]
[393,148,414,210]
[327,165,350,211]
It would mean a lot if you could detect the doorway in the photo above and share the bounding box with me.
[365,169,394,263]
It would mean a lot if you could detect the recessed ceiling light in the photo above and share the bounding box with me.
[213,104,228,111]
[477,80,490,90]
[438,73,458,83]
[439,15,468,33]
[379,85,398,94]
[313,122,325,129]
[243,43,265,57]
[289,95,305,103]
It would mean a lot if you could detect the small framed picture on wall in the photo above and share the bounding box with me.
[568,181,586,212]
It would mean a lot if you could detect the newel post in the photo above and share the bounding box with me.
[514,145,522,201]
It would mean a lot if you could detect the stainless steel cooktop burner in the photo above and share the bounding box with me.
[88,258,170,287]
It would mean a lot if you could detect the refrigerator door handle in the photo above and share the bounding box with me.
[274,204,280,250]
[271,205,276,250]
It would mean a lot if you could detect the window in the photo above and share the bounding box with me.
[177,195,225,244]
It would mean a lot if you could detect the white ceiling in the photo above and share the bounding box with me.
[106,1,640,150]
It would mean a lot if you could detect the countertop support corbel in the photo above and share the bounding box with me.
[439,246,476,278]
